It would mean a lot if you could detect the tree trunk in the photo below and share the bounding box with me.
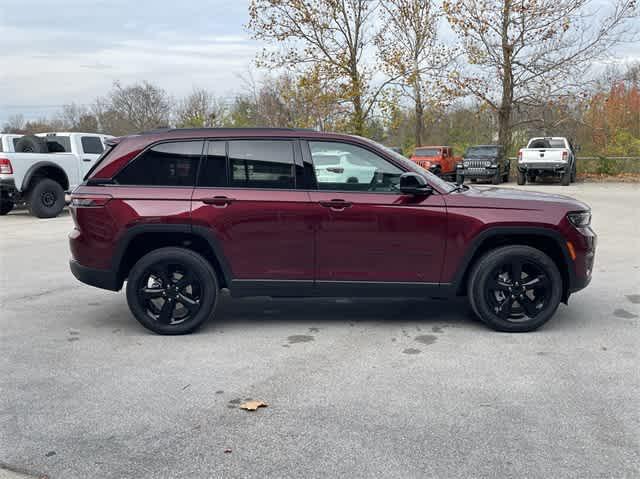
[352,94,365,136]
[498,0,513,154]
[414,82,424,147]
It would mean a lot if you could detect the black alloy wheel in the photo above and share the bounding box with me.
[126,247,219,334]
[137,262,203,325]
[468,245,562,332]
[484,259,550,321]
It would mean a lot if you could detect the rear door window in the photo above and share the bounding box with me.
[81,136,104,154]
[228,140,295,189]
[115,141,203,186]
[198,141,228,187]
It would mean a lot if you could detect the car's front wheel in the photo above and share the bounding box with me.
[468,245,562,332]
[126,247,219,335]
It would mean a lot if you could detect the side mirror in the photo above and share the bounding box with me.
[399,172,432,195]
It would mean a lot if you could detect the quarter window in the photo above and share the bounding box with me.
[115,141,203,186]
[81,136,104,154]
[228,140,295,189]
[309,141,403,192]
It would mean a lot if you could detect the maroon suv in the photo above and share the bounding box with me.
[69,128,596,334]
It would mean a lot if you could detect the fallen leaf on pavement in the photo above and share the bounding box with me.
[239,400,268,411]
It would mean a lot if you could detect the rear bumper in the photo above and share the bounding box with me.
[70,259,121,291]
[518,162,567,174]
[0,177,18,203]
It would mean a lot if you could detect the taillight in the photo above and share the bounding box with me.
[517,150,522,161]
[0,157,13,174]
[70,194,112,207]
[562,151,568,161]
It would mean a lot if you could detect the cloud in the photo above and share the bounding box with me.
[0,0,258,124]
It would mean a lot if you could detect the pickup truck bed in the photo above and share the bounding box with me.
[0,132,113,217]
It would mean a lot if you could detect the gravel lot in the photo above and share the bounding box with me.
[1,182,639,478]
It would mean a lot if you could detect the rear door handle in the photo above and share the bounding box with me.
[82,158,92,162]
[202,196,235,207]
[319,199,352,210]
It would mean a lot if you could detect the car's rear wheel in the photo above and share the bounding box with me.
[516,170,526,185]
[28,178,65,218]
[561,168,571,186]
[0,200,14,215]
[468,245,562,332]
[126,247,219,335]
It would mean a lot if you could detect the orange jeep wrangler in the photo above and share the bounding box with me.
[410,146,461,179]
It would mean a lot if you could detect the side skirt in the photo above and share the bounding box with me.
[230,279,456,298]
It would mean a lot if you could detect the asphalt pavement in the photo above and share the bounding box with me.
[1,181,638,478]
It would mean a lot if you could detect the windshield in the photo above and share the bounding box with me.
[465,146,498,157]
[357,137,456,193]
[414,148,440,157]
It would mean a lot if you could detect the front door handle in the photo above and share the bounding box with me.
[319,199,352,210]
[202,196,235,207]
[82,158,92,162]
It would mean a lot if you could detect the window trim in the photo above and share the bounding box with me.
[112,138,205,187]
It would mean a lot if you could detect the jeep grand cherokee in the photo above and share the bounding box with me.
[69,128,596,334]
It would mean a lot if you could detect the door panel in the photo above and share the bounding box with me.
[192,139,314,281]
[309,191,447,282]
[306,140,448,284]
[191,189,314,280]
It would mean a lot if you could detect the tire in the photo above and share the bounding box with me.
[0,200,14,215]
[15,135,47,153]
[561,168,571,186]
[468,245,562,332]
[456,173,464,184]
[570,162,577,183]
[28,179,65,218]
[491,170,501,184]
[126,247,219,335]
[516,170,526,185]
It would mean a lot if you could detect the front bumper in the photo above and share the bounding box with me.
[457,164,497,177]
[70,259,121,291]
[0,176,18,203]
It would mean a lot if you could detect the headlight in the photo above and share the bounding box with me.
[567,211,591,227]
[484,160,492,167]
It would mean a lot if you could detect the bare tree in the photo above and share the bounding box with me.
[176,88,225,128]
[248,0,388,135]
[443,0,639,152]
[107,81,172,133]
[376,0,451,146]
[58,103,99,132]
[2,114,25,133]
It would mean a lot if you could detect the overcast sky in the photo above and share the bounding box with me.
[0,0,258,124]
[0,0,638,125]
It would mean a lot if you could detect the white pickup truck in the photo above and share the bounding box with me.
[0,132,113,217]
[516,137,577,186]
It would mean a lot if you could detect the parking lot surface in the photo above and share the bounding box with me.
[1,182,639,478]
